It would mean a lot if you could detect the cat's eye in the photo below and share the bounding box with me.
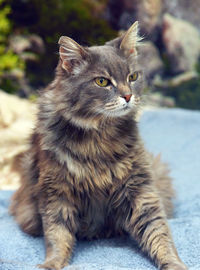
[128,72,139,82]
[95,77,109,87]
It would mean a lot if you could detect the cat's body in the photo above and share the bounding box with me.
[10,22,187,270]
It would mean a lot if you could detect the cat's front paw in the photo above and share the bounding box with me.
[37,258,68,270]
[161,262,188,270]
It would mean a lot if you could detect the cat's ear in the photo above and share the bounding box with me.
[106,21,141,57]
[120,21,140,56]
[58,36,88,74]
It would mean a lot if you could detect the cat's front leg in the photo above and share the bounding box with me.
[118,179,187,270]
[37,194,78,270]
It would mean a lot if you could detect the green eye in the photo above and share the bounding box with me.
[129,72,139,82]
[95,77,109,87]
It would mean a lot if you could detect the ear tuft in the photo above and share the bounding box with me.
[120,21,142,57]
[58,36,88,74]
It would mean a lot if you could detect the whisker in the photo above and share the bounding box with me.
[105,102,118,108]
[105,106,120,111]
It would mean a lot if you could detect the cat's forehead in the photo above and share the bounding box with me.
[88,45,133,78]
[89,45,122,59]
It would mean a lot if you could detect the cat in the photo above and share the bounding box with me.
[10,21,187,270]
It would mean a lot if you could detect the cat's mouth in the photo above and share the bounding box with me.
[102,96,136,117]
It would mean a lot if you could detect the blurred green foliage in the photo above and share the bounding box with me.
[7,0,116,88]
[0,0,25,92]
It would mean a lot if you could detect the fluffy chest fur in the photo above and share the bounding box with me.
[33,110,147,239]
[37,94,140,184]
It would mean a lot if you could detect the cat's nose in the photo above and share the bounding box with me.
[122,94,132,103]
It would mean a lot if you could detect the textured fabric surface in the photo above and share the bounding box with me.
[0,108,199,270]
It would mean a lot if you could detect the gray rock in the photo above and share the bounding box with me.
[162,14,200,74]
[9,34,45,55]
[130,0,162,36]
[9,35,30,54]
[138,41,164,84]
[153,71,199,89]
[107,0,162,39]
[143,92,175,108]
[163,0,200,32]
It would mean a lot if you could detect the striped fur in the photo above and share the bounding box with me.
[10,23,187,270]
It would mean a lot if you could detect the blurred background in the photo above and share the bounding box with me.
[0,0,200,189]
[1,0,200,108]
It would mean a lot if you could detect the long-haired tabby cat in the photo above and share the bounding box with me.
[10,22,187,270]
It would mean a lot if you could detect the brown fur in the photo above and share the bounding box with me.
[10,22,187,270]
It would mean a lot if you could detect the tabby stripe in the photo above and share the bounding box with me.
[133,206,160,228]
[63,146,88,164]
[160,263,169,270]
[152,243,163,259]
[53,209,76,234]
[148,233,168,251]
[137,216,163,239]
[54,209,67,226]
[144,225,166,246]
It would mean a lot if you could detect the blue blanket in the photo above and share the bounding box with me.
[0,108,200,270]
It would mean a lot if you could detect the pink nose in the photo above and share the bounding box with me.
[123,94,132,102]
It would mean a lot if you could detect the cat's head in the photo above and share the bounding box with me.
[55,22,143,127]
